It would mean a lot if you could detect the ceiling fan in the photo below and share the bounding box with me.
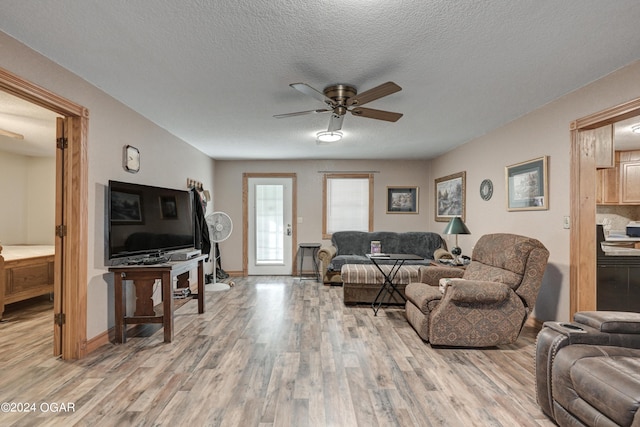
[274,81,403,136]
[0,127,24,139]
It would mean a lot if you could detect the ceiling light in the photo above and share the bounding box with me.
[316,131,342,143]
[632,124,640,134]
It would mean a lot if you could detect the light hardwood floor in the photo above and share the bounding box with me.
[0,277,555,426]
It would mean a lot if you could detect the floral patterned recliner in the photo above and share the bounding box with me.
[405,233,549,347]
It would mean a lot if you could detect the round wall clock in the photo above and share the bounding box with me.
[480,179,493,201]
[123,145,140,173]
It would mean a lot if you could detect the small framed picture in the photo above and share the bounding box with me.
[435,172,466,222]
[159,196,178,219]
[505,156,549,211]
[387,187,418,213]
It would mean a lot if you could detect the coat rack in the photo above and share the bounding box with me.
[187,178,211,202]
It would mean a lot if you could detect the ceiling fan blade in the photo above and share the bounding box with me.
[290,83,334,106]
[0,128,24,139]
[351,107,403,122]
[347,81,402,106]
[273,108,331,119]
[328,113,344,132]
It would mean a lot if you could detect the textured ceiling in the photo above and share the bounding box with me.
[1,1,640,160]
[0,91,59,157]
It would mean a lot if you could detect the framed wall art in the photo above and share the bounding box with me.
[387,186,418,213]
[435,171,466,222]
[505,156,549,211]
[159,196,178,219]
[110,190,144,224]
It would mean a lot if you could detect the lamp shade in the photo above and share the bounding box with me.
[443,217,471,235]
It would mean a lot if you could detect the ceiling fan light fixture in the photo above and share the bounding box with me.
[316,131,342,143]
[632,124,640,134]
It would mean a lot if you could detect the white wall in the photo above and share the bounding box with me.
[26,157,55,244]
[0,152,29,244]
[0,31,216,339]
[430,60,640,322]
[0,153,54,245]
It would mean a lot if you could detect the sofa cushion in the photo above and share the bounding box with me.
[553,344,640,427]
[333,231,400,255]
[331,231,445,260]
[405,282,442,312]
[328,255,370,271]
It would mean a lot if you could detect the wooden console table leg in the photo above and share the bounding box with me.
[162,271,173,343]
[197,259,205,314]
[114,273,125,343]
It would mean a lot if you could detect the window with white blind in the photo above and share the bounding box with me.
[323,174,373,238]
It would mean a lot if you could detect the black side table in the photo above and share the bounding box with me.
[298,243,321,282]
[368,253,424,315]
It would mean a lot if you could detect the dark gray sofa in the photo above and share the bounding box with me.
[317,231,447,284]
[536,311,640,426]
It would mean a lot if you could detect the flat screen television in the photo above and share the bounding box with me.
[107,180,194,263]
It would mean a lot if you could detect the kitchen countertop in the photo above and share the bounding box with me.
[601,231,640,256]
[606,231,640,242]
[601,245,640,256]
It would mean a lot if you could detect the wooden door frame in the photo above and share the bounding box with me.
[570,96,640,318]
[0,67,88,360]
[242,173,297,276]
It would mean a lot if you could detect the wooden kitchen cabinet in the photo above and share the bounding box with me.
[620,160,640,203]
[597,150,640,205]
[596,165,619,204]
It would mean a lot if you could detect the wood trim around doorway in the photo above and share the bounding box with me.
[570,96,640,318]
[0,67,89,360]
[242,173,298,276]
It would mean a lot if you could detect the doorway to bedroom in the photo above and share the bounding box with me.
[0,67,88,360]
[0,90,57,353]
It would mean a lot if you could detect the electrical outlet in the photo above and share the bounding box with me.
[563,216,570,229]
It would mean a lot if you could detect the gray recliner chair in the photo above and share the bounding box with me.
[535,311,640,427]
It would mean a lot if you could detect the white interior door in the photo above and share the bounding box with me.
[248,177,293,275]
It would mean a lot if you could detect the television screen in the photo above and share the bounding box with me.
[107,180,194,262]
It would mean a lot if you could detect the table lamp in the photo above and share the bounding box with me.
[443,216,471,265]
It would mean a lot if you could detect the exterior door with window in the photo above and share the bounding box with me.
[247,177,294,275]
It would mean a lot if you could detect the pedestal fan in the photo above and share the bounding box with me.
[205,211,233,291]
